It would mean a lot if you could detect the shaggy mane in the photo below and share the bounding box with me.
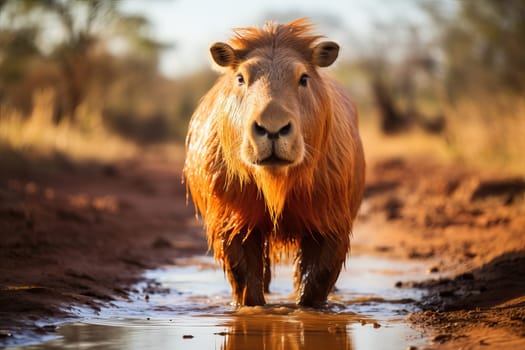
[229,18,324,59]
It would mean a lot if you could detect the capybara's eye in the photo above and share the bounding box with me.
[236,74,245,86]
[299,73,309,87]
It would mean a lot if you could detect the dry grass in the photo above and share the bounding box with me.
[360,119,451,164]
[359,95,525,176]
[0,88,138,165]
[444,96,525,175]
[1,87,523,177]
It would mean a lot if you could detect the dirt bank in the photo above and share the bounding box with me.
[358,157,525,348]
[1,153,524,348]
[0,155,207,347]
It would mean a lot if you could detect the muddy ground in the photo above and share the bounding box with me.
[1,152,524,348]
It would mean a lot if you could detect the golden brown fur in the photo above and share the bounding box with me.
[184,19,365,307]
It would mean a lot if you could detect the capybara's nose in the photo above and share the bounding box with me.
[252,121,293,141]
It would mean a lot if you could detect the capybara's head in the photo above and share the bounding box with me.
[211,19,339,174]
[206,19,341,219]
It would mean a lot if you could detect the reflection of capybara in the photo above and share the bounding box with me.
[184,19,365,307]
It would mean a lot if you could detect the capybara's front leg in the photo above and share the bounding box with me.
[223,231,265,306]
[294,233,347,307]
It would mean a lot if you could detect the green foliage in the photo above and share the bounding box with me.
[0,27,40,83]
[0,0,170,119]
[0,0,200,144]
[426,0,525,97]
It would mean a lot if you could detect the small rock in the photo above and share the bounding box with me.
[464,251,477,259]
[40,325,57,332]
[183,335,194,339]
[372,322,381,328]
[428,266,439,273]
[375,245,393,253]
[385,197,403,220]
[439,290,455,297]
[437,278,452,285]
[408,249,435,259]
[406,346,418,350]
[456,272,474,281]
[432,334,451,343]
[0,330,12,338]
[395,281,403,288]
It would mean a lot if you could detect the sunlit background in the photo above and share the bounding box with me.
[119,0,434,77]
[1,0,524,173]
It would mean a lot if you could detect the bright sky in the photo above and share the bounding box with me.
[121,0,430,77]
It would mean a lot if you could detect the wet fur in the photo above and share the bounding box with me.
[184,19,365,306]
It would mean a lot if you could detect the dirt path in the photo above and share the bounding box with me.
[0,156,207,346]
[1,154,524,348]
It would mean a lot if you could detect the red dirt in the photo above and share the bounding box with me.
[1,153,524,348]
[0,156,207,346]
[357,157,525,348]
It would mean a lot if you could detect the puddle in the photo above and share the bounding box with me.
[15,255,432,349]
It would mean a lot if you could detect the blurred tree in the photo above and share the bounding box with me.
[0,0,169,120]
[0,27,40,82]
[0,2,48,112]
[353,20,443,135]
[424,0,525,97]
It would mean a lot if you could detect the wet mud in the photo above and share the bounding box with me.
[14,256,429,349]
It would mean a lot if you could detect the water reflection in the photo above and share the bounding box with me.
[220,311,355,350]
[22,310,421,350]
[16,255,429,350]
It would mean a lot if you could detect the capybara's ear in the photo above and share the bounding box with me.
[312,41,339,67]
[210,42,237,67]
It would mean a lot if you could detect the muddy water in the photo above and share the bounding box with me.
[17,255,432,349]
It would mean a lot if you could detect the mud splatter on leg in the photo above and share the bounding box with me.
[223,231,266,306]
[295,233,347,307]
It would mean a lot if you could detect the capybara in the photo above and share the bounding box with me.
[183,19,365,307]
